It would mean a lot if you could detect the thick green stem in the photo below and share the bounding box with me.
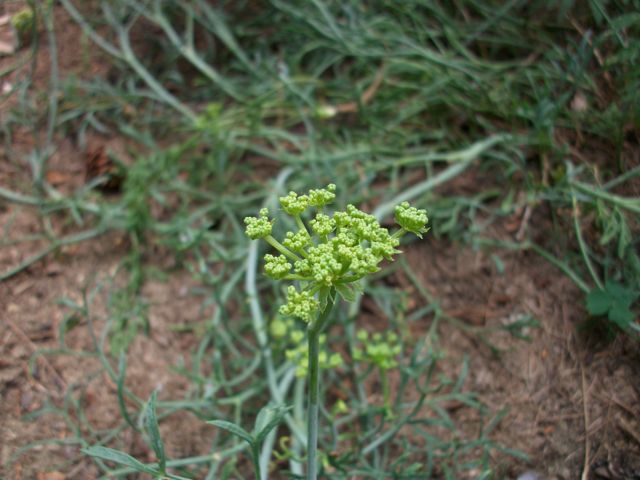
[391,227,407,240]
[380,367,392,418]
[264,235,301,262]
[294,214,309,236]
[251,444,261,480]
[307,328,321,480]
[306,290,336,480]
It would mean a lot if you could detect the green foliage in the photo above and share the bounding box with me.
[145,391,167,474]
[108,289,148,354]
[587,282,639,334]
[285,333,343,377]
[84,392,188,480]
[209,404,291,480]
[353,330,402,371]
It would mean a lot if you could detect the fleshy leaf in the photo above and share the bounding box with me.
[208,420,254,446]
[253,404,291,446]
[82,446,159,475]
[144,391,166,473]
[586,288,612,316]
[335,284,356,302]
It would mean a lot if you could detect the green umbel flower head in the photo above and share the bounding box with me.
[353,330,401,370]
[310,213,336,236]
[286,334,343,377]
[280,191,309,215]
[394,202,429,237]
[307,184,336,207]
[279,286,319,322]
[283,230,312,253]
[244,208,273,239]
[264,254,292,280]
[245,185,428,323]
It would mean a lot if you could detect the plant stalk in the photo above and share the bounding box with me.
[306,290,336,480]
[251,444,262,480]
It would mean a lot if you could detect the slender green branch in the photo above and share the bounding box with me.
[294,214,309,236]
[136,0,243,101]
[373,135,510,221]
[529,244,590,293]
[264,235,302,262]
[571,180,640,214]
[0,226,108,282]
[570,188,603,290]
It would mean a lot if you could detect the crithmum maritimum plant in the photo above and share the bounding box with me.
[245,184,428,480]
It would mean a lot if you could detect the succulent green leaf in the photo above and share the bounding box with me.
[335,283,356,302]
[586,288,612,315]
[252,404,291,446]
[145,390,166,473]
[609,302,636,328]
[586,281,639,332]
[208,420,254,446]
[82,446,159,475]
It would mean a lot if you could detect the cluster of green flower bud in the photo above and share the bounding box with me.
[244,208,273,239]
[353,330,401,370]
[244,185,428,323]
[279,286,319,323]
[269,316,343,377]
[395,202,429,238]
[285,334,343,377]
[264,254,292,280]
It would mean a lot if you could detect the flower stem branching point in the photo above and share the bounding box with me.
[245,185,428,480]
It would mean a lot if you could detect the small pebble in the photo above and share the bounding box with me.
[517,472,542,480]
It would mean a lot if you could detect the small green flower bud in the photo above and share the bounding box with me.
[316,105,337,119]
[244,208,273,239]
[395,202,429,237]
[283,230,311,252]
[264,254,292,279]
[280,191,309,215]
[307,184,336,207]
[354,330,401,371]
[329,353,342,368]
[333,399,348,414]
[291,330,304,343]
[279,286,319,322]
[310,213,336,236]
[270,318,288,338]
